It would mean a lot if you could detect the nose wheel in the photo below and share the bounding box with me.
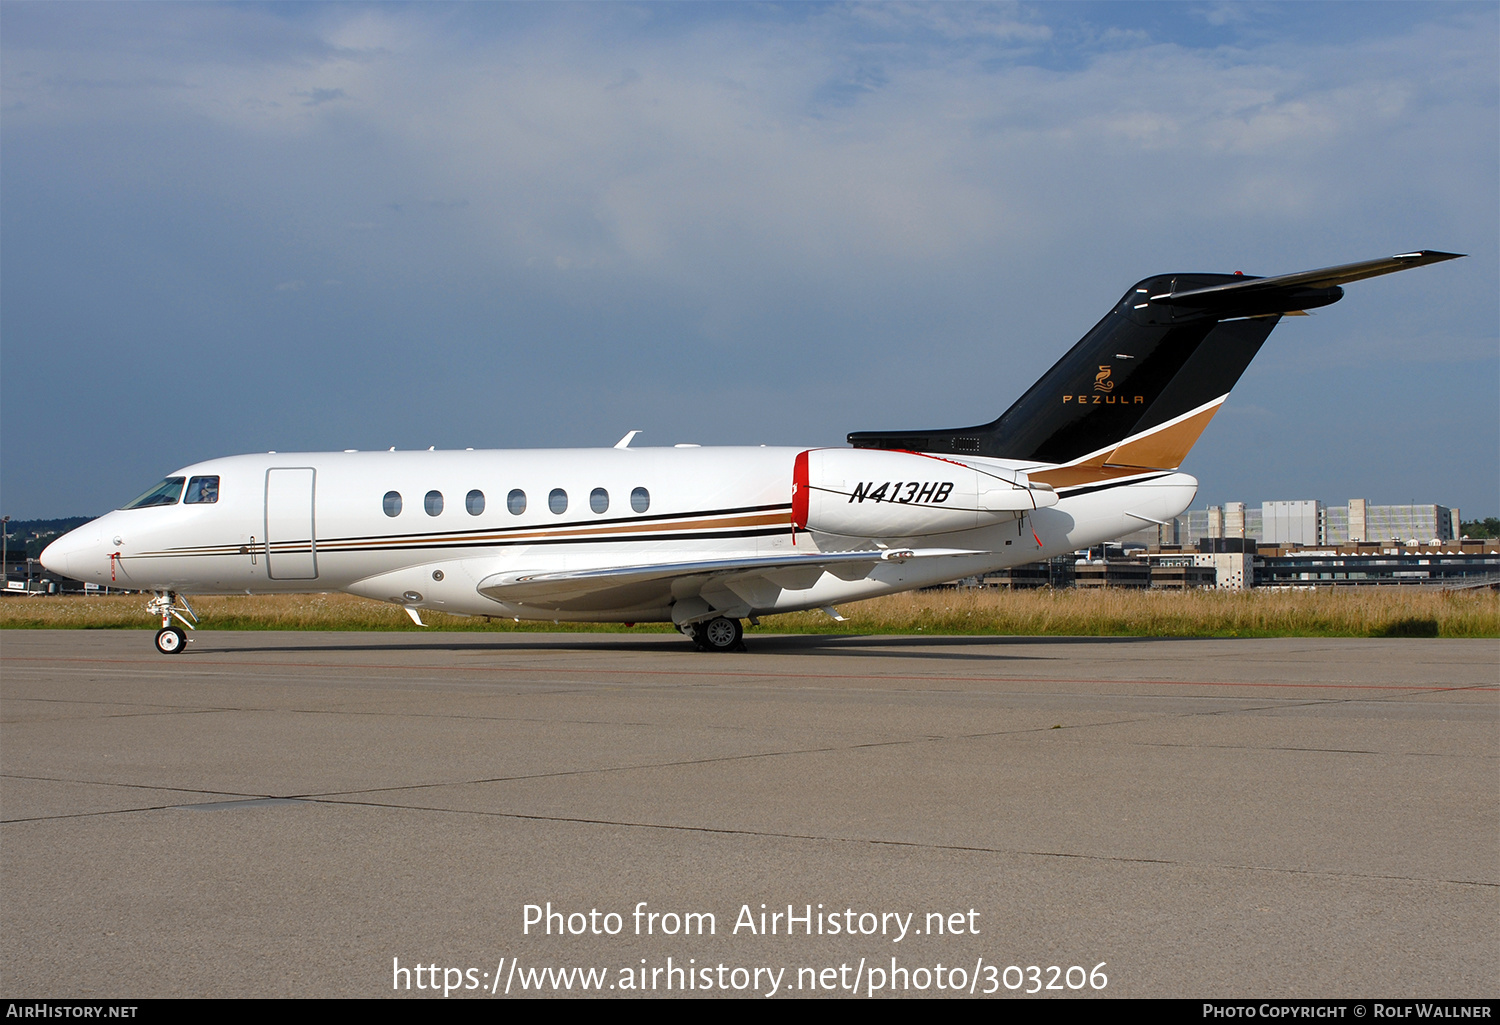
[692,616,745,653]
[155,626,187,654]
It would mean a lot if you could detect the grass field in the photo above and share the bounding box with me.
[1,587,1495,638]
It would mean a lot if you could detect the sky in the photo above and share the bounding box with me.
[2,1,1496,519]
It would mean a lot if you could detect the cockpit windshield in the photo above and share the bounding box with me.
[121,477,185,509]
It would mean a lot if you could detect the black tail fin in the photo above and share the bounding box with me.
[848,251,1462,474]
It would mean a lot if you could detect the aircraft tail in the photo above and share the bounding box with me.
[848,251,1461,486]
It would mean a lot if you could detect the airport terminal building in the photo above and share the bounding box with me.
[1152,498,1462,548]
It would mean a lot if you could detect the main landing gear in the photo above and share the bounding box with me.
[690,616,745,653]
[147,591,197,655]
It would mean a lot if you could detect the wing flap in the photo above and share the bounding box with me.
[476,548,982,611]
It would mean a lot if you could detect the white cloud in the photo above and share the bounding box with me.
[6,6,1491,282]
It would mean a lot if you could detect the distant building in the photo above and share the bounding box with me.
[957,535,1500,592]
[1324,500,1459,545]
[1177,499,1462,547]
[1145,558,1219,589]
[1074,560,1150,589]
[1262,500,1321,545]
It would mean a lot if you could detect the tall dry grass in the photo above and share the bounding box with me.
[1,587,1494,637]
[759,587,1499,638]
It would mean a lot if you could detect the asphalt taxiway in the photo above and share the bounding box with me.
[2,630,1495,997]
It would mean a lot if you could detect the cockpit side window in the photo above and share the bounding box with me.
[184,476,220,505]
[121,477,186,509]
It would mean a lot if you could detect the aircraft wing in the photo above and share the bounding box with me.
[475,548,985,615]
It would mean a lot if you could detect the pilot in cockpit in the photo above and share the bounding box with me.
[185,476,219,505]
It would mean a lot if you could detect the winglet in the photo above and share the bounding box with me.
[614,430,642,449]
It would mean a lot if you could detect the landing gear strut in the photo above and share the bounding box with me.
[147,591,197,655]
[691,616,745,653]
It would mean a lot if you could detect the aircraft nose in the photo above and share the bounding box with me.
[40,523,101,581]
[39,538,71,577]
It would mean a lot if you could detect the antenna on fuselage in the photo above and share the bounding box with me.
[614,430,642,449]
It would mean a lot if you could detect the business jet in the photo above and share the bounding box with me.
[41,250,1461,654]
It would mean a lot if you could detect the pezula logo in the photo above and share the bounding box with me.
[1062,364,1144,405]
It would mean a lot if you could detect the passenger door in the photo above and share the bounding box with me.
[265,467,318,579]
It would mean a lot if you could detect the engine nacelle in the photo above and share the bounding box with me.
[792,448,1057,538]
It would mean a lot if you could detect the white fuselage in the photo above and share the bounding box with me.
[41,446,1197,622]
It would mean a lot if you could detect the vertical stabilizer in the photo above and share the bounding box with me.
[848,251,1462,474]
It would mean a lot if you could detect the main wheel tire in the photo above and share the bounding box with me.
[154,626,186,654]
[699,617,743,653]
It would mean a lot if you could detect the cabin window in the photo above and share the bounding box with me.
[549,488,568,515]
[425,490,444,516]
[466,490,485,516]
[184,476,220,505]
[121,477,185,509]
[590,488,609,514]
[507,489,527,515]
[383,491,403,517]
[631,487,650,513]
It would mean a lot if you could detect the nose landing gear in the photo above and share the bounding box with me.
[147,591,197,655]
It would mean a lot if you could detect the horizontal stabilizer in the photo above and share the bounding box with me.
[1153,251,1464,306]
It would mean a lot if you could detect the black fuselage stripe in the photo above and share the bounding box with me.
[1054,473,1172,498]
[141,525,802,559]
[327,501,792,545]
[313,526,796,554]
